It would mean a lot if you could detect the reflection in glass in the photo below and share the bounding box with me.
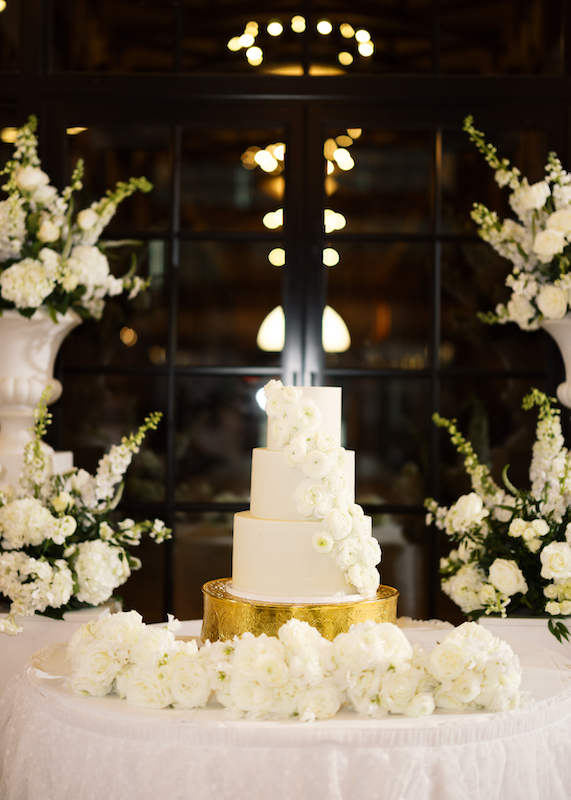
[180,127,285,233]
[51,0,175,72]
[67,126,172,233]
[325,242,432,370]
[174,376,268,504]
[178,241,282,367]
[0,0,18,72]
[325,128,432,234]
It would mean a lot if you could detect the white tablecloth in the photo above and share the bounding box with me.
[2,621,571,800]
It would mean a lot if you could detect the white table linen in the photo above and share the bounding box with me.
[2,622,571,800]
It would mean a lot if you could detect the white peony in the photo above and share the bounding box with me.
[536,284,568,318]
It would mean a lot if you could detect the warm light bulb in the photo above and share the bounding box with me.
[254,149,278,172]
[339,23,355,38]
[291,15,306,33]
[355,29,371,43]
[358,41,374,57]
[239,33,255,48]
[335,134,353,147]
[316,19,333,35]
[338,52,353,66]
[120,327,138,346]
[268,248,286,267]
[66,127,88,135]
[272,143,285,161]
[347,128,362,139]
[267,20,283,36]
[323,138,338,160]
[0,127,17,144]
[322,248,340,267]
[227,36,242,51]
[0,1,6,12]
[246,46,263,66]
[257,305,350,352]
[244,21,258,35]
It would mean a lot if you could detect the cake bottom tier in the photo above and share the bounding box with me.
[201,578,399,642]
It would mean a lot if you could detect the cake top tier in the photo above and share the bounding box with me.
[265,385,341,451]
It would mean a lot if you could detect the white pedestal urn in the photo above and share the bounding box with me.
[0,307,81,486]
[542,315,571,409]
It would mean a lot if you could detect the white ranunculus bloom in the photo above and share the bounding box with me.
[488,558,528,596]
[380,665,422,714]
[124,665,173,708]
[282,441,306,468]
[286,399,323,430]
[540,541,571,580]
[404,691,435,718]
[311,530,334,553]
[278,618,324,649]
[293,479,332,519]
[300,449,331,479]
[15,165,50,193]
[229,674,273,716]
[297,678,343,722]
[271,417,295,447]
[536,284,568,318]
[69,638,123,697]
[324,507,353,539]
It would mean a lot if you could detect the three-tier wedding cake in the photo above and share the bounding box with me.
[201,381,398,640]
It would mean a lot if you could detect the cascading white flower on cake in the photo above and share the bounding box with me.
[0,115,152,321]
[426,388,571,643]
[264,380,381,596]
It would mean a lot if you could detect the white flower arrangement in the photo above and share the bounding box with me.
[263,380,381,596]
[66,612,530,719]
[0,115,152,321]
[0,391,171,635]
[464,115,571,331]
[425,388,571,642]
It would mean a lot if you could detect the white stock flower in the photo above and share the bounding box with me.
[487,558,528,597]
[506,293,536,328]
[510,180,550,218]
[540,541,571,580]
[536,284,568,318]
[441,564,486,614]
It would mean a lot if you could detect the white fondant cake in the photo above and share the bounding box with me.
[230,382,382,603]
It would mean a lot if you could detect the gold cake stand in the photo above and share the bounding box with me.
[201,578,399,642]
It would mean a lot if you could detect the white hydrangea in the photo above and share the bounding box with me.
[73,539,131,605]
[0,198,26,262]
[0,257,55,308]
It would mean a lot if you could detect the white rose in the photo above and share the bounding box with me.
[547,208,571,233]
[540,542,571,580]
[229,674,273,716]
[536,284,568,318]
[508,518,527,538]
[478,583,498,605]
[488,558,528,596]
[278,619,323,649]
[506,293,536,327]
[69,639,123,697]
[533,229,567,263]
[546,600,562,615]
[380,665,422,714]
[15,165,50,192]
[77,208,99,231]
[444,492,488,534]
[37,219,61,243]
[124,665,173,708]
[404,692,435,718]
[428,640,469,681]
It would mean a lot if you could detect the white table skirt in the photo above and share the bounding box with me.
[2,622,571,800]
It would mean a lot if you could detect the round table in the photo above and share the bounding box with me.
[1,622,571,800]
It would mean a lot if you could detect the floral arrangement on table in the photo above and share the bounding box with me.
[0,392,171,635]
[66,612,529,720]
[425,388,571,642]
[0,114,152,321]
[464,115,571,331]
[264,380,381,596]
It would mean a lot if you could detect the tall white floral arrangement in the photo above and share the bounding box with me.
[426,388,571,642]
[0,392,170,635]
[0,115,152,321]
[464,115,571,330]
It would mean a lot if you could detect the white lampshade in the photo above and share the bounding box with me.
[257,305,350,352]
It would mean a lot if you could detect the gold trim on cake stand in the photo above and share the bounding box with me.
[201,578,399,642]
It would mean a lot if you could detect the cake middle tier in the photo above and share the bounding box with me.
[231,511,363,599]
[249,447,355,522]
